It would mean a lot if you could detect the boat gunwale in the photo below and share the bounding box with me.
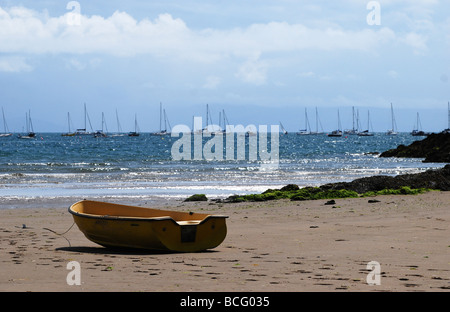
[68,200,228,226]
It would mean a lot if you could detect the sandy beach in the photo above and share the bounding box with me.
[0,192,449,292]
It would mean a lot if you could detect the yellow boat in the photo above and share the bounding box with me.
[68,200,228,252]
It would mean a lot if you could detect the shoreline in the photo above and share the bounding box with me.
[1,164,447,210]
[1,191,449,292]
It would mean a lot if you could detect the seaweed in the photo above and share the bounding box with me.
[224,185,435,203]
[361,186,432,197]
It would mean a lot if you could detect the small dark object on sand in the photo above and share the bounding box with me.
[184,194,208,202]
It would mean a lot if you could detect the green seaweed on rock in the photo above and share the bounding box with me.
[225,185,435,203]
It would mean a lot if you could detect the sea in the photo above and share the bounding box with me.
[0,132,445,208]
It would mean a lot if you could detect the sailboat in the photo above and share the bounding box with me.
[297,108,312,135]
[358,110,374,136]
[311,107,324,135]
[110,109,126,137]
[94,112,108,137]
[279,122,288,135]
[328,109,343,137]
[411,112,429,136]
[191,115,202,135]
[344,106,359,135]
[153,103,171,135]
[163,109,172,135]
[221,109,230,133]
[76,103,93,136]
[297,107,323,135]
[18,110,36,139]
[213,110,230,135]
[0,107,12,137]
[62,112,76,137]
[203,104,217,134]
[128,114,140,136]
[386,103,398,135]
[445,102,450,133]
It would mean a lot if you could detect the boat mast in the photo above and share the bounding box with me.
[357,109,360,132]
[305,108,311,133]
[2,107,10,133]
[315,107,318,133]
[161,103,163,132]
[101,112,105,133]
[116,109,122,133]
[206,104,209,130]
[391,104,394,131]
[415,112,422,131]
[163,107,166,132]
[135,114,139,132]
[352,106,355,132]
[315,107,324,133]
[28,110,34,133]
[391,103,396,132]
[338,109,341,131]
[223,109,230,132]
[67,112,71,132]
[163,109,171,133]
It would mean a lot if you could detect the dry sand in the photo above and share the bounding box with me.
[0,192,449,292]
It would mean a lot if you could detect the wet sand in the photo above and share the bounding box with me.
[0,192,449,292]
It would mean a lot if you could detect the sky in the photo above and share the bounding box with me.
[0,0,449,133]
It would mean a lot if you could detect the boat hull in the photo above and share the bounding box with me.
[69,200,228,252]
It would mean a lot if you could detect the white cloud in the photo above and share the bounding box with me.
[65,58,86,70]
[235,55,267,85]
[0,56,32,72]
[0,6,413,60]
[400,32,428,53]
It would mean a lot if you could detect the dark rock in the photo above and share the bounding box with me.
[324,199,336,205]
[368,199,381,203]
[319,164,450,193]
[380,132,450,163]
[280,184,300,192]
[184,194,208,202]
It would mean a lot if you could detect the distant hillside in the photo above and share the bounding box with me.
[380,132,450,163]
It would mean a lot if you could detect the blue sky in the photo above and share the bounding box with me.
[0,0,449,133]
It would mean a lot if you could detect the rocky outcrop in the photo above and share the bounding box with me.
[223,165,450,203]
[319,164,450,193]
[380,132,450,163]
